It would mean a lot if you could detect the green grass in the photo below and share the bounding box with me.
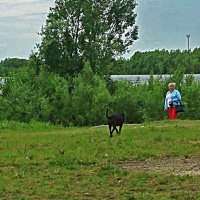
[1,120,200,199]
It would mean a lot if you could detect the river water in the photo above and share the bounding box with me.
[1,75,200,85]
[111,74,200,84]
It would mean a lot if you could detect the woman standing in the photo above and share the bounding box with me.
[164,82,181,120]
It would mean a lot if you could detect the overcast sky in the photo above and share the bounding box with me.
[0,0,54,60]
[0,0,200,60]
[126,0,200,57]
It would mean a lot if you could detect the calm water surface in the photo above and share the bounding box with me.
[111,74,200,83]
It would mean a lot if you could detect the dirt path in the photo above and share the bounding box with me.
[118,156,200,176]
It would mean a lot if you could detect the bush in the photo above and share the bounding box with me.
[181,76,200,119]
[1,66,70,125]
[110,80,144,123]
[109,71,199,123]
[71,63,111,126]
[142,76,166,121]
[1,61,200,126]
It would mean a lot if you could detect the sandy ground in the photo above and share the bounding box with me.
[118,156,200,176]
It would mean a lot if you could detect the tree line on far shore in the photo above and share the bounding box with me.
[1,48,200,77]
[112,48,200,75]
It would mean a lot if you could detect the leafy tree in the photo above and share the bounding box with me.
[37,0,138,77]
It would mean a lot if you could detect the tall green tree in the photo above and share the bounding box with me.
[38,0,138,77]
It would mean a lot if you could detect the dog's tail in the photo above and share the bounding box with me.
[106,108,109,118]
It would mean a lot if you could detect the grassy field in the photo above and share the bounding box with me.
[1,120,200,199]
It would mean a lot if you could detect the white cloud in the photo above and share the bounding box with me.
[0,0,54,18]
[0,43,7,48]
[0,0,54,59]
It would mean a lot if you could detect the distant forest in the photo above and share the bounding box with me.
[1,48,200,76]
[112,48,200,75]
[0,58,28,76]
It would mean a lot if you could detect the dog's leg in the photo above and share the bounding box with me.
[115,127,119,134]
[110,126,117,137]
[109,124,113,137]
[119,125,123,135]
[112,122,118,135]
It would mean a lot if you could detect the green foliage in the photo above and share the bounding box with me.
[143,77,166,121]
[37,0,138,77]
[0,97,10,120]
[0,58,28,76]
[1,66,70,125]
[110,80,144,123]
[1,60,200,125]
[112,48,200,75]
[71,62,111,125]
[181,78,200,119]
[109,72,200,122]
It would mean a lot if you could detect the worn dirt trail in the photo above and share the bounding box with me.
[118,156,200,176]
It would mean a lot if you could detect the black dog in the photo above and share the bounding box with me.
[106,108,125,137]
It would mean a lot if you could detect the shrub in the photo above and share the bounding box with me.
[142,76,166,121]
[181,78,200,119]
[1,61,200,126]
[111,80,144,123]
[71,63,111,126]
[1,66,70,125]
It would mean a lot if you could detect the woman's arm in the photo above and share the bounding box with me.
[172,90,181,102]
